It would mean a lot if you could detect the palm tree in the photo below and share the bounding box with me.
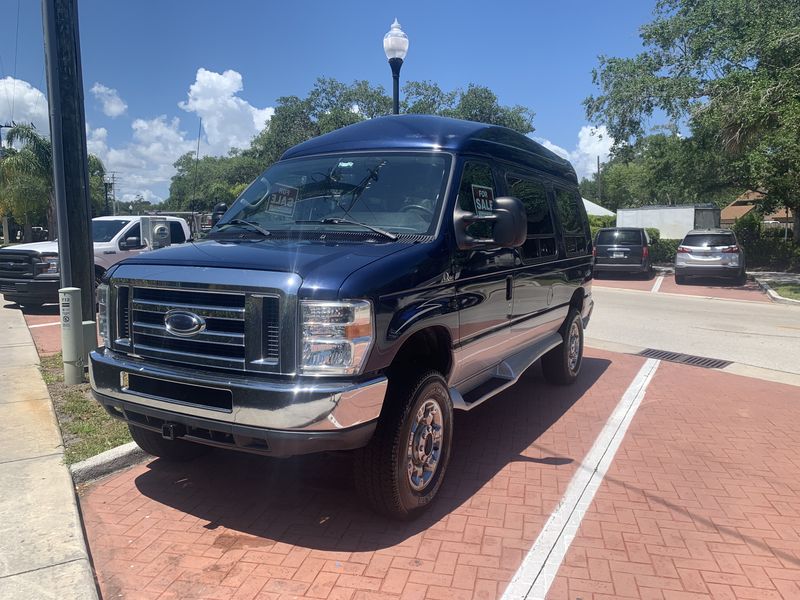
[1,123,106,241]
[4,124,56,240]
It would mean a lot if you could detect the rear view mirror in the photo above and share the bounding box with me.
[454,196,527,250]
[120,236,142,250]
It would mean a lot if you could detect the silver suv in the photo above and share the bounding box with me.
[674,229,746,285]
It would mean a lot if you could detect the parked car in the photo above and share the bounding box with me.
[593,227,652,277]
[0,216,191,307]
[674,229,746,285]
[90,115,594,519]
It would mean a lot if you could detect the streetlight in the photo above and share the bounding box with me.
[383,18,408,115]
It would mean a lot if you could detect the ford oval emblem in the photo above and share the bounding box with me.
[164,310,206,337]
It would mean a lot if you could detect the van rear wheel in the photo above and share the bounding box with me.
[354,371,453,520]
[128,424,210,461]
[542,308,584,386]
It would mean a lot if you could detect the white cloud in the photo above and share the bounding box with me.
[86,68,272,204]
[178,68,273,154]
[536,125,614,181]
[91,82,128,117]
[0,77,49,133]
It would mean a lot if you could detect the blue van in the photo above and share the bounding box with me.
[90,115,594,519]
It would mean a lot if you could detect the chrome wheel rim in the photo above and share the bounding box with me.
[406,398,444,492]
[567,320,581,372]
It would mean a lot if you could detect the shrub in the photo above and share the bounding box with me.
[645,228,660,244]
[744,238,796,270]
[651,239,680,264]
[588,214,616,240]
[732,212,762,247]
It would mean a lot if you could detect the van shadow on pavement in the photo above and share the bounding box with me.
[130,357,610,552]
[2,301,59,315]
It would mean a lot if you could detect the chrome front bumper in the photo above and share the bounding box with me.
[89,348,387,435]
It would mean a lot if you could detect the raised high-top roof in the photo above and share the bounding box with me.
[280,115,577,182]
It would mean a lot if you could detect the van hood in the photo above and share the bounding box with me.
[118,238,416,297]
[1,241,59,254]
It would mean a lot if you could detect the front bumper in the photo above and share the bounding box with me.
[0,277,59,304]
[89,348,386,457]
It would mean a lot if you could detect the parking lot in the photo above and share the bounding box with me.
[5,275,800,600]
[78,348,800,600]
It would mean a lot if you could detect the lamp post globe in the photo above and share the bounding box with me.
[383,18,408,115]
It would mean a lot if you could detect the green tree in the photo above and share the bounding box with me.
[585,0,800,240]
[0,123,107,240]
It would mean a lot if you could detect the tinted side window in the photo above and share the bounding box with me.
[555,188,588,255]
[457,162,496,239]
[169,221,186,243]
[507,175,557,263]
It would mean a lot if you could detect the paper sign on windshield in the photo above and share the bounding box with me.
[265,184,299,217]
[471,185,494,216]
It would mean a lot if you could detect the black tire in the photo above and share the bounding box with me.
[128,424,210,461]
[354,371,453,520]
[675,274,686,285]
[542,308,584,386]
[735,268,747,286]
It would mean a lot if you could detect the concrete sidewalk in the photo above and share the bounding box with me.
[0,299,98,599]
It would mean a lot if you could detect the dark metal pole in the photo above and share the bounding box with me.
[42,0,94,322]
[389,57,403,115]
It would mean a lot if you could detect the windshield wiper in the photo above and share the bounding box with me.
[295,217,398,241]
[214,219,271,237]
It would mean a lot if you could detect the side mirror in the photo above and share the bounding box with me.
[454,196,527,250]
[120,236,142,250]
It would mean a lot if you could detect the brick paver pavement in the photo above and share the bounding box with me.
[594,274,769,303]
[550,361,800,600]
[80,349,645,600]
[657,275,768,303]
[593,275,657,293]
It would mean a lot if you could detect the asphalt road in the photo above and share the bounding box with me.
[587,285,800,378]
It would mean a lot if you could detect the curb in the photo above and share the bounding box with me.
[754,278,800,306]
[70,442,148,484]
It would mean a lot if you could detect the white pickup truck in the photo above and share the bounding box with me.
[0,215,191,307]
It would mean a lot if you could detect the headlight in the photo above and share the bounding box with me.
[97,284,110,348]
[38,255,60,274]
[300,300,373,375]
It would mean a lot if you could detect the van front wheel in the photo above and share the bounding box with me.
[354,371,453,520]
[542,309,584,385]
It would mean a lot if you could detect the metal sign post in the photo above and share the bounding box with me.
[59,287,84,385]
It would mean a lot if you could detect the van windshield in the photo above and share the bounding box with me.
[213,153,451,238]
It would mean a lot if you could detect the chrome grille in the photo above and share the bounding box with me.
[130,287,248,370]
[0,252,35,278]
[108,265,298,375]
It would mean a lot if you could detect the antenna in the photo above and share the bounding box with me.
[190,118,202,233]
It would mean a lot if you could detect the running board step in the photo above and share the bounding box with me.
[450,331,563,411]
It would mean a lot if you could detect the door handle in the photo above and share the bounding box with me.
[506,275,513,301]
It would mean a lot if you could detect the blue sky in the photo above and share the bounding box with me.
[0,0,655,203]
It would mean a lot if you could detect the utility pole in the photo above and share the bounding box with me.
[42,0,94,323]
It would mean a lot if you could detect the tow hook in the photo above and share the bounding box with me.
[161,422,186,441]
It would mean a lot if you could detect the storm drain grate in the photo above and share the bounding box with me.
[637,348,732,370]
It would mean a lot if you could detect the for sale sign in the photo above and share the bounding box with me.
[265,184,299,217]
[471,185,494,216]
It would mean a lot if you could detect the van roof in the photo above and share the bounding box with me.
[281,115,577,183]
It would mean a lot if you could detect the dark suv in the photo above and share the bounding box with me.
[90,116,594,519]
[593,227,652,277]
